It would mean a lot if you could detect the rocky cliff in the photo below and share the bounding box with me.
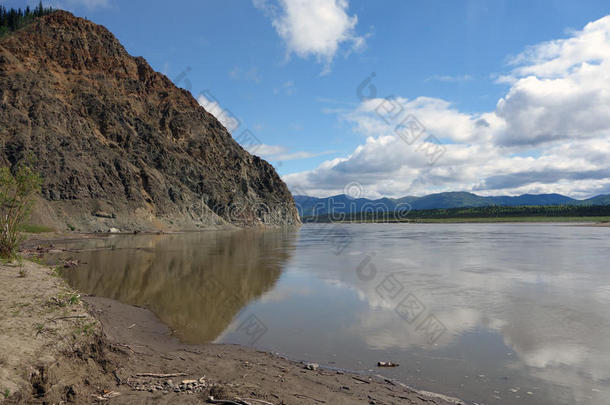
[0,11,299,231]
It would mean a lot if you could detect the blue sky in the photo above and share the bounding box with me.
[4,0,610,198]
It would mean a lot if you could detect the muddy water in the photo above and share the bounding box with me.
[59,223,610,405]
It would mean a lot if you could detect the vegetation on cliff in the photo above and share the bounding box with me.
[0,2,54,37]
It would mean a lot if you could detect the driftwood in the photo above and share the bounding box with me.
[48,315,88,322]
[207,397,249,405]
[351,376,371,384]
[237,398,275,405]
[111,370,123,385]
[91,391,121,401]
[115,343,142,355]
[134,372,187,378]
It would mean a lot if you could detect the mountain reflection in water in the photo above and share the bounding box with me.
[61,230,297,343]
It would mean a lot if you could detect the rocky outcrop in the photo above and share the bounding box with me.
[0,11,299,231]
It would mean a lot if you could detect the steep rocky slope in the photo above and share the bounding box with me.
[0,11,299,231]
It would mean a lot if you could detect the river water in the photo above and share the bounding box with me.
[59,223,610,404]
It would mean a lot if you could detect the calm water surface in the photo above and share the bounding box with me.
[59,223,610,405]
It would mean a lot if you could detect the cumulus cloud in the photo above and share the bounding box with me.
[495,16,610,146]
[254,0,365,73]
[284,15,610,198]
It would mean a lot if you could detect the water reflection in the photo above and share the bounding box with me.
[61,230,296,343]
[277,224,610,405]
[58,224,610,405]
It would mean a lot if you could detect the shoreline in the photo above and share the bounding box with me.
[84,295,463,404]
[1,241,464,404]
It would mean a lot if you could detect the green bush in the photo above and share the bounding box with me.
[0,166,41,259]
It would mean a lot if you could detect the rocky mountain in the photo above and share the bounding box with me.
[294,191,610,217]
[0,11,299,231]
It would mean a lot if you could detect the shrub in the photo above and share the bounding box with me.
[0,166,41,258]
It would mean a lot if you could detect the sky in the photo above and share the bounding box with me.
[4,0,610,199]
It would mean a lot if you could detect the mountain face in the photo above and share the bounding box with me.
[577,194,610,206]
[0,11,299,231]
[294,191,610,217]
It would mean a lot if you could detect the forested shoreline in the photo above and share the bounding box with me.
[302,204,610,222]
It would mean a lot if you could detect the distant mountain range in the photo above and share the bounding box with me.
[293,192,610,217]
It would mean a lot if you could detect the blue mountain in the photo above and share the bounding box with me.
[293,191,610,217]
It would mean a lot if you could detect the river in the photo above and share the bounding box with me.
[59,223,610,404]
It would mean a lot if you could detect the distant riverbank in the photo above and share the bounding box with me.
[303,216,610,224]
[301,203,610,224]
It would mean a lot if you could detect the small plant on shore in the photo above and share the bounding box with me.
[51,265,62,277]
[28,256,45,265]
[77,321,96,336]
[16,255,27,277]
[51,291,81,307]
[0,165,42,259]
[68,292,81,305]
[3,388,9,399]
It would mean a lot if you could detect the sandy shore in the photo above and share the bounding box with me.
[0,256,464,404]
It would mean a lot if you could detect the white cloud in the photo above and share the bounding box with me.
[250,144,287,156]
[496,16,610,147]
[254,0,365,74]
[197,93,241,133]
[249,144,335,161]
[508,16,610,78]
[284,15,610,199]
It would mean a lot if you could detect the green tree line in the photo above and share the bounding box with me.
[303,204,610,222]
[0,2,54,37]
